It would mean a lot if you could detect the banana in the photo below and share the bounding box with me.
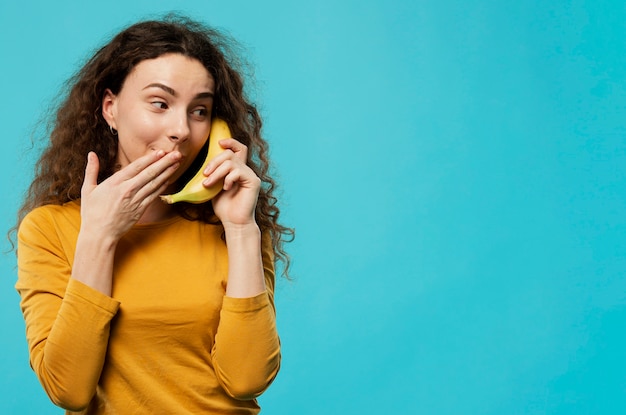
[160,117,230,204]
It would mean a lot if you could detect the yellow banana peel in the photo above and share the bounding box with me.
[160,117,230,204]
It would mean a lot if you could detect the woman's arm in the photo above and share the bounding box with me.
[205,137,267,298]
[211,231,281,399]
[73,150,181,295]
[16,150,182,410]
[204,138,281,398]
[16,207,120,411]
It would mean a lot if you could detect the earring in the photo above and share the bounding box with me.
[109,125,118,136]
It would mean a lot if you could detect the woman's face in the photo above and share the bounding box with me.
[102,53,215,181]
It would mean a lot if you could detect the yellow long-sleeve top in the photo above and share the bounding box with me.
[16,201,280,414]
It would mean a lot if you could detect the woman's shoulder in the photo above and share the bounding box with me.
[19,200,81,235]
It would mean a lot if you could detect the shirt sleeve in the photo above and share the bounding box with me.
[15,207,120,411]
[211,231,281,400]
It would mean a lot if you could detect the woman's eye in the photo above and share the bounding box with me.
[151,101,168,110]
[191,107,208,117]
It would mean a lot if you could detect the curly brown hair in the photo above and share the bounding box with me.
[14,14,293,276]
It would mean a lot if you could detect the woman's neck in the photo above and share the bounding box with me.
[137,199,177,224]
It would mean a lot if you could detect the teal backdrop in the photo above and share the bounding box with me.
[2,0,625,413]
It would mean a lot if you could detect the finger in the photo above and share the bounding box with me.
[138,152,181,184]
[223,168,261,191]
[121,151,180,188]
[222,169,243,191]
[218,139,248,159]
[203,144,251,177]
[204,160,259,192]
[202,158,236,188]
[202,139,248,175]
[116,150,174,182]
[81,152,100,197]
[203,149,232,176]
[136,178,174,209]
[132,157,181,201]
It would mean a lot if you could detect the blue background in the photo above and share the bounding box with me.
[2,0,625,413]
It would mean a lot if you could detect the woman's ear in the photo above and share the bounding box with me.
[102,89,117,129]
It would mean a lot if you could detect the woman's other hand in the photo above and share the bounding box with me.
[80,150,181,241]
[203,139,261,229]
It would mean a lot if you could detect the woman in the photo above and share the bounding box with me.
[14,14,292,414]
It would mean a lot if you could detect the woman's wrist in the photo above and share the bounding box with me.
[222,221,261,239]
[222,222,265,298]
[71,228,118,296]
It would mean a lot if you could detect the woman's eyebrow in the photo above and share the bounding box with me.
[144,83,177,96]
[143,83,214,100]
[195,91,214,100]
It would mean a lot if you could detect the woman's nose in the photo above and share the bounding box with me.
[168,112,190,142]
